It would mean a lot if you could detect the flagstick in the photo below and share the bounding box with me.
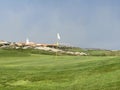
[55,33,60,60]
[55,41,59,59]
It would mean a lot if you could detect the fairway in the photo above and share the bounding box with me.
[0,55,120,90]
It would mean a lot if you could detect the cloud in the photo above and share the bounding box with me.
[0,1,120,50]
[83,6,120,49]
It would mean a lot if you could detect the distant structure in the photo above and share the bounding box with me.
[0,38,58,48]
[26,38,29,45]
[0,40,10,46]
[25,38,35,46]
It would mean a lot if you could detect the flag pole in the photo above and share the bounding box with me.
[56,33,60,59]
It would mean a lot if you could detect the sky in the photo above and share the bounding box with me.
[0,0,120,50]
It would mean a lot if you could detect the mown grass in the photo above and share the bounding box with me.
[0,52,119,90]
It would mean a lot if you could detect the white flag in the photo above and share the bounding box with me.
[57,33,60,40]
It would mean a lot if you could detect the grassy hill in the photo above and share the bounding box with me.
[1,46,120,56]
[0,48,57,57]
[58,46,120,56]
[0,50,119,90]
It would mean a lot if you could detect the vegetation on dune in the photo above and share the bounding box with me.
[86,49,120,56]
[58,46,84,52]
[59,46,120,56]
[0,48,30,57]
[1,46,120,56]
[0,48,57,57]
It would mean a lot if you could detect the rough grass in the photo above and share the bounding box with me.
[0,53,119,90]
[0,48,68,57]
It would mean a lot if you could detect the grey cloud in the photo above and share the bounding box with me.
[0,1,120,50]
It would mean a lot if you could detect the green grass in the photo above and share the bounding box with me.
[0,53,120,90]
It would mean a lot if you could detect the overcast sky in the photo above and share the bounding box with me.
[0,0,120,50]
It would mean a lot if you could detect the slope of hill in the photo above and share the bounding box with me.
[0,55,119,90]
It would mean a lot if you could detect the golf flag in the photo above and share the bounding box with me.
[57,33,60,40]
